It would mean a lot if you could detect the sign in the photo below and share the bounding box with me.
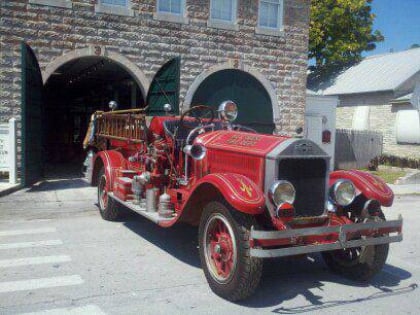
[0,123,9,171]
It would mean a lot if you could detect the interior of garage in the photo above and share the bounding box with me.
[42,56,144,177]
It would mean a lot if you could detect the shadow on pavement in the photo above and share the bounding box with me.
[240,255,415,311]
[121,209,416,310]
[123,212,201,268]
[27,178,90,192]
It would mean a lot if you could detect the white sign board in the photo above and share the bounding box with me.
[0,124,9,171]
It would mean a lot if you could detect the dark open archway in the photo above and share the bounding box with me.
[42,56,145,177]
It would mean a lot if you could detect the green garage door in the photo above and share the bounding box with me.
[191,69,274,133]
[21,42,43,186]
[146,57,180,116]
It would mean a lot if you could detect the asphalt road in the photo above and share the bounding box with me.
[0,178,419,315]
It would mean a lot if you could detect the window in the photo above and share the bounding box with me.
[95,0,134,16]
[258,0,283,30]
[101,0,127,5]
[155,0,188,24]
[210,0,236,23]
[29,0,72,9]
[157,0,184,15]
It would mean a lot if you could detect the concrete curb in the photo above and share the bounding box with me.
[0,184,22,198]
[388,184,420,196]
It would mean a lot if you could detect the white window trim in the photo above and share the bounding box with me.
[208,0,238,30]
[95,0,134,17]
[29,0,72,9]
[256,0,284,36]
[154,0,188,24]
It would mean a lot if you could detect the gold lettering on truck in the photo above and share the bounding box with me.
[226,135,261,147]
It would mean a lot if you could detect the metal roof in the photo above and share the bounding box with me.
[323,48,420,95]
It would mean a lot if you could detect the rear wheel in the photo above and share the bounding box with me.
[322,213,389,281]
[97,167,120,221]
[198,201,262,301]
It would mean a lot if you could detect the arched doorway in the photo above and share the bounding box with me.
[189,69,274,133]
[42,54,146,177]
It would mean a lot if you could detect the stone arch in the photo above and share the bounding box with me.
[183,61,279,123]
[42,46,150,98]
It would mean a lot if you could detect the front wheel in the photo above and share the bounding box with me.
[322,214,389,281]
[198,201,262,301]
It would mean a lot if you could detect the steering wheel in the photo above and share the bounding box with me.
[180,105,215,129]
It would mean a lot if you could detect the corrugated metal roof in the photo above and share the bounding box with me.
[323,48,420,95]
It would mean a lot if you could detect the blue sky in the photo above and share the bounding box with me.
[366,0,420,56]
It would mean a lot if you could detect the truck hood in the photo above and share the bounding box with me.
[196,130,291,157]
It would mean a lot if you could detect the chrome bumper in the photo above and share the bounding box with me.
[250,215,403,258]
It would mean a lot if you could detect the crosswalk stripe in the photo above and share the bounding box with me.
[0,255,71,268]
[0,275,84,293]
[0,240,63,250]
[19,304,107,315]
[0,228,56,237]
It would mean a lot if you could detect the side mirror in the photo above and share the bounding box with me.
[218,100,238,122]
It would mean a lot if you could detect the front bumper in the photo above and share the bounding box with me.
[250,215,403,258]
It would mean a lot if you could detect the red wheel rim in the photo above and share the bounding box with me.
[99,175,108,210]
[204,213,237,283]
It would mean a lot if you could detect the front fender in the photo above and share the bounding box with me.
[193,173,265,214]
[93,150,127,190]
[330,170,394,207]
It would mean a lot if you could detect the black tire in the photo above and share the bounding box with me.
[322,213,389,281]
[198,200,262,301]
[97,167,121,221]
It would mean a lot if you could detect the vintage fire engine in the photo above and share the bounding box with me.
[84,101,402,301]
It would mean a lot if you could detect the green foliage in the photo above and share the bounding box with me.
[308,0,384,89]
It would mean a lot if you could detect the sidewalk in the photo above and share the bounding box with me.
[388,183,420,195]
[0,180,22,197]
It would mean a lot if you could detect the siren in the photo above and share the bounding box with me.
[183,144,207,160]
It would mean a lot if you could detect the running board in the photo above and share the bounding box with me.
[108,193,175,224]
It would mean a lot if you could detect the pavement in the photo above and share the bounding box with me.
[0,179,21,197]
[0,177,419,314]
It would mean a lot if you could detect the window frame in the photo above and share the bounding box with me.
[154,0,188,24]
[256,0,284,36]
[95,0,134,16]
[29,0,72,9]
[210,0,237,24]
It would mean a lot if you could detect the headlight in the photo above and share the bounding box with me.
[218,100,238,122]
[269,180,296,206]
[330,179,356,206]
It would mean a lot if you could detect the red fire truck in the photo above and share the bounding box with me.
[84,101,402,301]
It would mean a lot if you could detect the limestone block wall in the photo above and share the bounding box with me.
[0,0,310,133]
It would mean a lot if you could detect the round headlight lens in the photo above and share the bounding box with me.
[218,100,238,122]
[331,179,356,206]
[269,180,296,206]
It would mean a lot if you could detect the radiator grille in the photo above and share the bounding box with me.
[278,158,327,217]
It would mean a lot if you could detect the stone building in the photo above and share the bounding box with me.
[0,0,310,183]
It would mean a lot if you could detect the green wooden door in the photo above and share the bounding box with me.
[191,69,274,133]
[146,57,180,115]
[21,43,43,186]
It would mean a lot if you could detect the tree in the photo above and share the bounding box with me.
[308,0,384,89]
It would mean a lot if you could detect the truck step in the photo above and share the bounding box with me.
[108,192,175,224]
